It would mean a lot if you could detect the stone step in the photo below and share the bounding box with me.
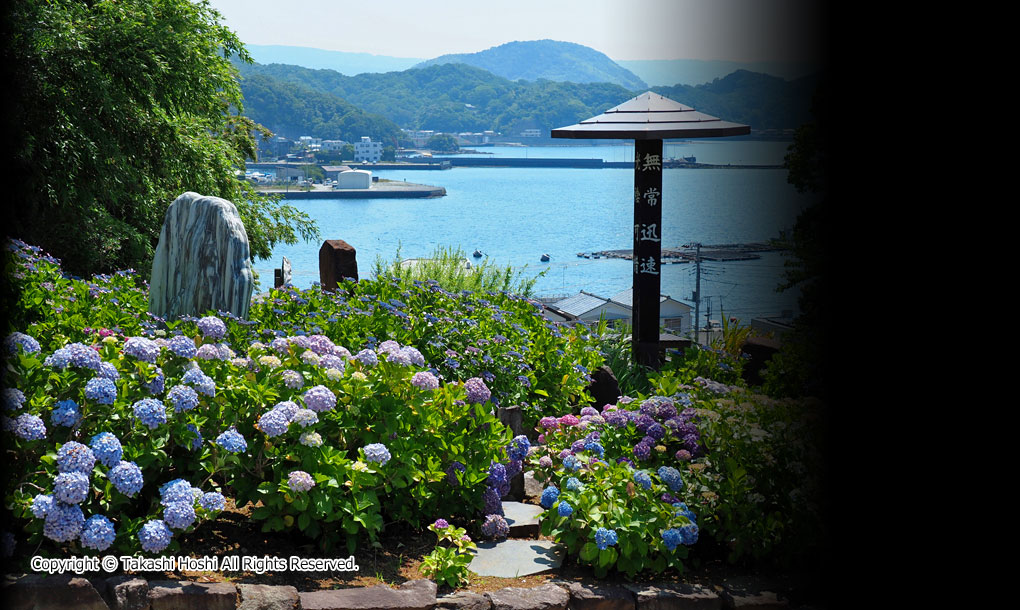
[502,501,543,538]
[468,539,566,578]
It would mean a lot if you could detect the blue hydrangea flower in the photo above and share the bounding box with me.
[288,470,315,492]
[53,472,91,504]
[565,477,584,492]
[363,443,391,465]
[661,528,683,551]
[43,502,84,542]
[5,332,41,354]
[187,424,204,450]
[144,367,165,395]
[133,398,167,429]
[506,458,522,479]
[167,385,199,413]
[97,361,120,381]
[123,337,160,363]
[557,501,574,517]
[50,399,81,427]
[138,519,173,553]
[160,479,195,505]
[563,455,581,471]
[44,347,72,369]
[487,462,508,490]
[657,466,684,493]
[506,435,531,461]
[89,432,123,468]
[66,343,101,370]
[446,461,465,486]
[3,388,26,411]
[56,441,96,474]
[633,470,652,490]
[258,409,290,437]
[182,367,216,397]
[31,494,54,518]
[401,346,425,366]
[167,335,197,358]
[200,492,226,512]
[197,316,226,339]
[463,377,491,404]
[678,523,699,545]
[540,486,560,509]
[84,377,117,404]
[163,501,197,530]
[215,428,247,453]
[303,385,336,412]
[594,527,618,550]
[584,440,605,458]
[109,461,144,497]
[80,515,116,551]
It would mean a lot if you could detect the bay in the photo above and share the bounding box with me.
[253,141,818,326]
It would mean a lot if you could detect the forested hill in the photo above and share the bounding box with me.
[235,60,816,140]
[413,39,648,91]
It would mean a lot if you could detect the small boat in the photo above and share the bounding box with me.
[472,249,483,258]
[540,253,550,262]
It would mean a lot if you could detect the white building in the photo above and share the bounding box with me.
[354,136,383,162]
[544,289,692,335]
[336,169,372,189]
[321,140,348,151]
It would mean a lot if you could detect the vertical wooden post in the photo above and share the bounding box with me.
[497,405,525,501]
[632,139,663,368]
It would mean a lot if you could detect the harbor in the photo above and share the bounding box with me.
[257,180,445,199]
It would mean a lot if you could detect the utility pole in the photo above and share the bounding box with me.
[693,242,702,346]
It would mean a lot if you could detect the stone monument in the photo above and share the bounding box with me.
[148,192,254,320]
[318,239,359,290]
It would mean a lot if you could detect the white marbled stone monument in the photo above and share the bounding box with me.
[148,192,254,320]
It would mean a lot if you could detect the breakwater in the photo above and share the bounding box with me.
[257,182,445,199]
[579,242,786,262]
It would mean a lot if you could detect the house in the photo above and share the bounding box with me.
[543,289,692,335]
[354,137,383,162]
[321,165,353,182]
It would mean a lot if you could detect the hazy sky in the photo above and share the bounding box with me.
[205,0,826,62]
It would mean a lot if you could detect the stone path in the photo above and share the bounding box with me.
[468,492,565,579]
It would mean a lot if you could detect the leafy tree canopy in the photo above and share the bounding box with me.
[2,0,318,277]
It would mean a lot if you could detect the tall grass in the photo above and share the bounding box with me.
[371,245,547,296]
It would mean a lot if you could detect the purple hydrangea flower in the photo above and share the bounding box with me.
[258,409,290,438]
[354,349,378,366]
[363,443,391,465]
[123,337,160,363]
[401,346,425,366]
[464,377,491,404]
[539,416,559,429]
[446,461,465,486]
[319,354,346,371]
[197,316,226,339]
[538,455,553,468]
[288,470,315,492]
[303,385,336,412]
[482,486,503,515]
[138,519,172,553]
[675,449,693,462]
[433,518,450,529]
[633,442,652,461]
[481,514,509,539]
[280,369,304,389]
[411,371,439,390]
[558,414,580,427]
[506,435,531,461]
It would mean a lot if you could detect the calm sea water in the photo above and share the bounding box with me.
[254,141,818,324]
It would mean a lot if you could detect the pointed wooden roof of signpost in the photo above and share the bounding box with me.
[551,91,750,140]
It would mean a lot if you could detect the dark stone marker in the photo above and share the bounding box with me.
[586,364,621,409]
[632,139,664,368]
[318,239,359,290]
[274,256,292,289]
[739,336,782,386]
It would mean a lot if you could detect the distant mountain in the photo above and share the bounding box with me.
[414,40,647,90]
[651,70,819,132]
[618,59,822,87]
[245,44,422,75]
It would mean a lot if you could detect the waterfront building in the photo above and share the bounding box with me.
[336,169,372,189]
[544,289,692,335]
[354,137,383,163]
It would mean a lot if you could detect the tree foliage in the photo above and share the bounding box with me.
[2,0,318,277]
